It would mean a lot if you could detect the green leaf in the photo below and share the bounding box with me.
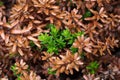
[83,10,92,19]
[48,68,56,75]
[73,31,84,38]
[10,64,16,71]
[56,36,66,49]
[11,64,20,76]
[90,61,99,69]
[90,70,95,74]
[9,53,19,58]
[86,61,99,74]
[38,33,48,41]
[46,24,55,29]
[67,31,84,45]
[86,66,92,69]
[45,38,58,53]
[38,33,51,44]
[17,77,21,80]
[49,24,59,37]
[68,39,74,45]
[70,47,78,53]
[38,24,84,54]
[47,48,57,54]
[29,41,35,47]
[62,29,71,40]
[50,26,58,35]
[16,74,22,80]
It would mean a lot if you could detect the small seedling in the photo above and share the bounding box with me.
[29,41,36,47]
[48,68,56,75]
[38,24,84,54]
[82,10,92,19]
[70,47,78,53]
[29,41,42,51]
[10,63,29,80]
[72,31,84,37]
[9,53,20,58]
[10,64,21,80]
[86,61,99,74]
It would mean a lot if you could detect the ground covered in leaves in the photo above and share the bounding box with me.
[0,0,120,80]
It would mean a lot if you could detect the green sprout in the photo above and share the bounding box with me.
[86,61,99,74]
[10,63,29,80]
[10,64,21,80]
[82,10,92,19]
[29,41,41,51]
[29,41,36,47]
[38,24,84,54]
[9,53,20,58]
[48,68,56,75]
[70,47,78,53]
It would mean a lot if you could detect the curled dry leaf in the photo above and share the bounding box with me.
[7,0,48,55]
[9,0,31,22]
[85,7,108,23]
[20,71,43,80]
[73,35,93,53]
[42,52,53,61]
[11,22,33,34]
[15,59,28,74]
[92,37,119,55]
[62,9,85,29]
[83,74,100,80]
[85,0,96,9]
[84,22,99,41]
[32,0,58,15]
[49,50,83,76]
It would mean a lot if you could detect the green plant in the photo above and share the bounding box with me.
[86,61,99,74]
[82,10,92,19]
[61,29,74,45]
[38,24,84,54]
[10,61,29,80]
[11,64,21,80]
[48,68,56,75]
[9,53,20,58]
[29,41,36,47]
[70,47,78,53]
[30,40,45,50]
[29,41,42,51]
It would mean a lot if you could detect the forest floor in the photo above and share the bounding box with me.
[0,0,120,80]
